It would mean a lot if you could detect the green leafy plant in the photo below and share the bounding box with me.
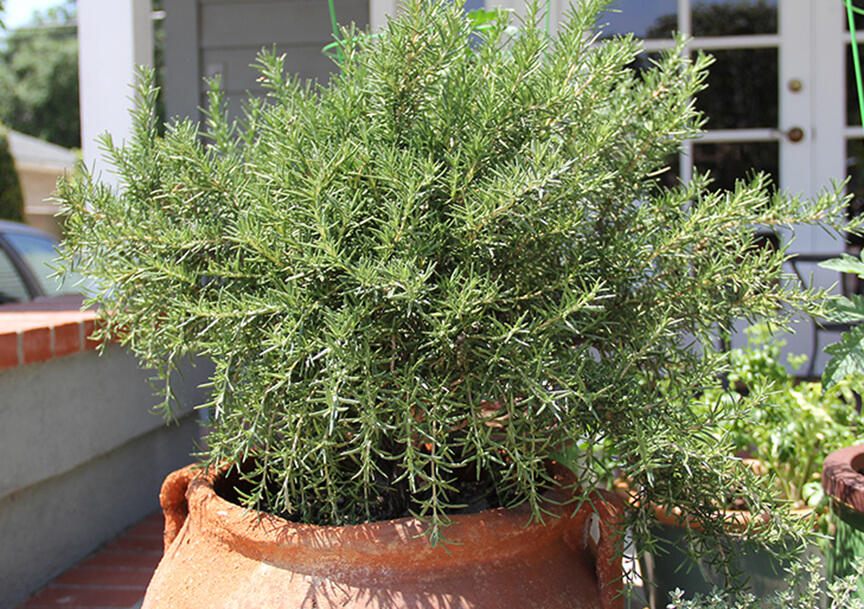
[818,254,864,388]
[698,325,864,514]
[57,0,855,560]
[625,329,862,606]
[667,556,864,609]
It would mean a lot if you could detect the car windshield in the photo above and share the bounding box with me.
[4,232,84,297]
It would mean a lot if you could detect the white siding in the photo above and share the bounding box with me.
[166,0,369,124]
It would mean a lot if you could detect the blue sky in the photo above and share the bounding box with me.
[2,0,65,30]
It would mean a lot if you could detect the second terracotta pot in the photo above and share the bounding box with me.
[823,443,864,601]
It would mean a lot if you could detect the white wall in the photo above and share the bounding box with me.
[165,0,369,125]
[0,347,211,609]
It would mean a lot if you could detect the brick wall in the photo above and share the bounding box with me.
[0,296,211,609]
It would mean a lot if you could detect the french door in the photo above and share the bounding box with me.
[536,0,851,372]
[579,0,845,241]
[489,0,850,247]
[430,0,855,370]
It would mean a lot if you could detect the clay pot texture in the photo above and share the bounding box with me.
[823,444,864,514]
[639,509,818,609]
[615,482,816,608]
[822,444,864,600]
[142,464,624,609]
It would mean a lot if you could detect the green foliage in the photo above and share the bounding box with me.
[668,556,864,609]
[829,500,864,602]
[698,325,864,511]
[0,3,79,148]
[0,0,165,146]
[58,0,856,554]
[819,254,864,388]
[0,123,23,222]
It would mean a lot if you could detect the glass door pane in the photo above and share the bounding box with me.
[601,0,782,187]
[588,0,847,373]
[697,48,778,129]
[600,1,677,38]
[692,142,779,191]
[691,0,778,36]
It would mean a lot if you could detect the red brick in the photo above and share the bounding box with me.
[82,319,100,351]
[52,567,152,589]
[80,552,162,571]
[142,511,164,525]
[21,327,51,364]
[19,605,112,609]
[53,322,82,357]
[124,514,164,538]
[19,586,144,607]
[0,300,115,370]
[19,605,103,609]
[0,331,19,369]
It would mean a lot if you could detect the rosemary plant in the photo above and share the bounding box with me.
[58,0,854,556]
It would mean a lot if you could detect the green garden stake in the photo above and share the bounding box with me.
[323,0,553,63]
[847,0,864,134]
[326,0,344,63]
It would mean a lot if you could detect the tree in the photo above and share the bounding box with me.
[0,3,79,149]
[0,123,24,222]
[0,4,25,224]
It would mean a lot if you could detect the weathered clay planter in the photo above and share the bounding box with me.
[616,483,817,609]
[640,512,819,609]
[822,444,864,600]
[142,463,624,609]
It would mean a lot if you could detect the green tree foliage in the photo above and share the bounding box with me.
[59,0,857,564]
[0,3,79,149]
[0,123,23,222]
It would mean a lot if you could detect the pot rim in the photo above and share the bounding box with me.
[179,462,600,574]
[822,443,864,513]
[614,480,815,532]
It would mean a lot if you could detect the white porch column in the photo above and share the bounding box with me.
[370,0,399,31]
[78,0,153,181]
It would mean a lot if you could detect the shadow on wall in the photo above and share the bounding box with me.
[0,335,212,609]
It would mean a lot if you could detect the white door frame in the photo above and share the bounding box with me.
[783,0,846,256]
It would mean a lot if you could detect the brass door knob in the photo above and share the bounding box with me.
[786,127,805,143]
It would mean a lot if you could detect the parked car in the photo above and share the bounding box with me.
[0,219,84,303]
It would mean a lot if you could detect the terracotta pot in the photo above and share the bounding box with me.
[639,511,819,609]
[142,463,624,609]
[822,444,864,514]
[822,444,864,600]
